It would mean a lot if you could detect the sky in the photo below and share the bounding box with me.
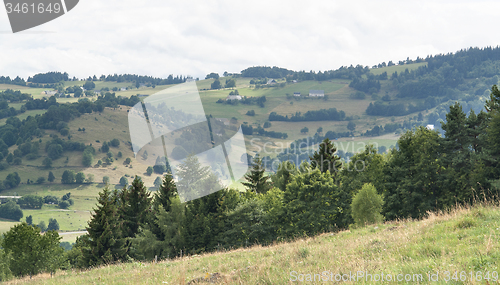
[0,0,500,80]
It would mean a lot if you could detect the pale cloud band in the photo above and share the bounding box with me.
[0,0,499,79]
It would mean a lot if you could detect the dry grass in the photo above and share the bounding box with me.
[8,201,500,284]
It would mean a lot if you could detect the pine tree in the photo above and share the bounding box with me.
[309,138,342,179]
[242,154,271,194]
[84,187,126,266]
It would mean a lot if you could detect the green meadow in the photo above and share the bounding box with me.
[8,202,499,285]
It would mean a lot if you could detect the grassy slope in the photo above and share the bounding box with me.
[7,202,500,284]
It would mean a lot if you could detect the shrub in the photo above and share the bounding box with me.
[59,201,70,209]
[119,176,128,186]
[47,218,59,231]
[350,183,384,227]
[0,200,23,221]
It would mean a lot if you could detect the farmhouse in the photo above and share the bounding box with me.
[120,87,127,91]
[309,90,324,97]
[43,90,57,96]
[293,92,301,97]
[226,95,242,100]
[267,79,277,85]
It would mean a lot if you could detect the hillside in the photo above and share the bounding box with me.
[1,46,500,239]
[6,202,500,284]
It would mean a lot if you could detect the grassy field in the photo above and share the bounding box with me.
[0,183,105,236]
[0,109,46,125]
[7,202,500,284]
[0,218,19,234]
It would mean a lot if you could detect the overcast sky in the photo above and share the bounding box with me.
[0,0,499,80]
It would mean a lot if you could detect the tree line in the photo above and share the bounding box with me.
[269,108,346,122]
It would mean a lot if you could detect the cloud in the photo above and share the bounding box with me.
[0,0,499,79]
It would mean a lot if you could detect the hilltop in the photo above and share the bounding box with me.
[6,202,500,284]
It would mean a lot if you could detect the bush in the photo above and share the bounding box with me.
[110,138,120,147]
[36,177,45,184]
[0,200,23,221]
[47,218,59,231]
[61,170,75,184]
[75,172,85,184]
[37,221,47,232]
[350,183,384,227]
[119,176,128,186]
[62,192,71,201]
[58,201,70,209]
[17,195,43,209]
[43,195,58,204]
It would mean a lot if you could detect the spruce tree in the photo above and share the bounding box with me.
[155,173,177,212]
[309,138,342,179]
[119,176,152,240]
[84,187,126,266]
[486,85,500,178]
[242,154,271,194]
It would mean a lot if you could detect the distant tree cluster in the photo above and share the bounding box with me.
[256,126,288,139]
[349,76,381,94]
[269,108,345,122]
[28,72,69,83]
[0,75,26,86]
[103,73,187,86]
[205,72,219,79]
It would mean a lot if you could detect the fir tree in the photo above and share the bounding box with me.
[309,138,342,179]
[242,154,271,194]
[119,176,152,240]
[84,187,126,266]
[155,173,177,212]
[486,85,500,178]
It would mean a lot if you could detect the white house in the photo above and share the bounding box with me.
[267,79,277,85]
[309,90,324,97]
[226,95,242,100]
[426,124,435,130]
[44,90,57,96]
[293,92,301,97]
[120,87,127,91]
